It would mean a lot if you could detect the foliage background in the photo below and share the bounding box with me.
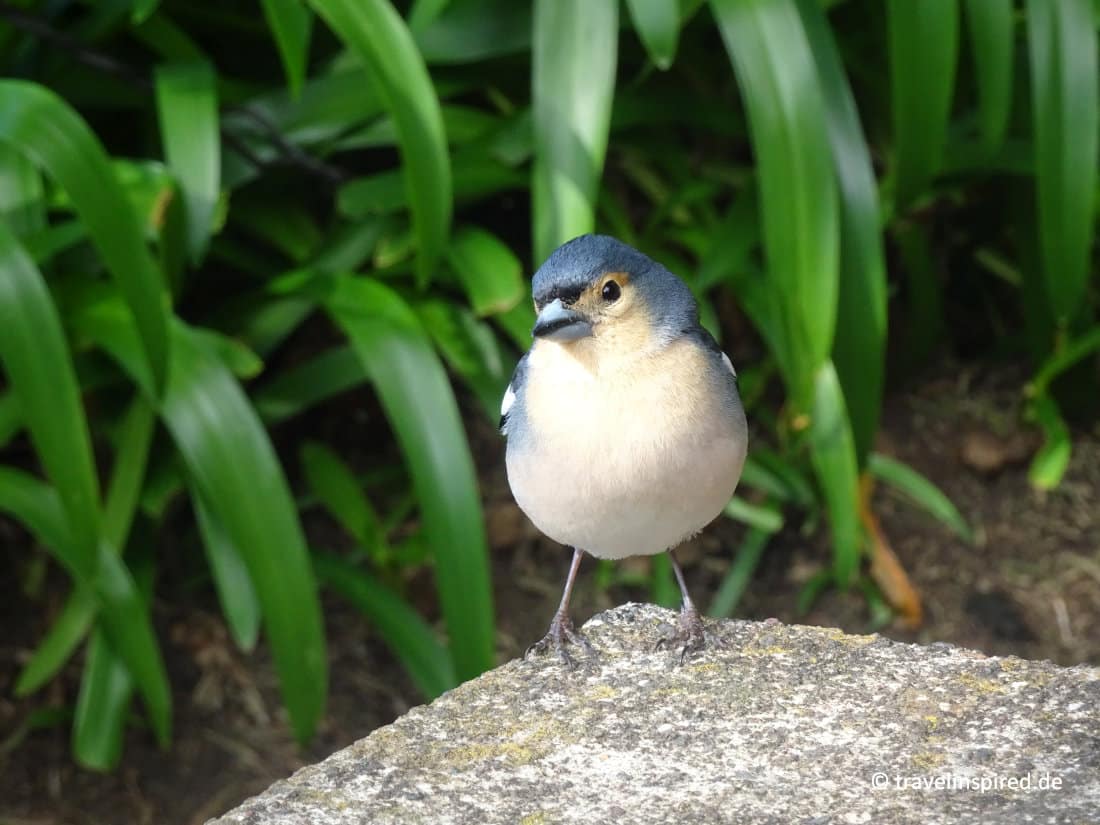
[1,0,1098,776]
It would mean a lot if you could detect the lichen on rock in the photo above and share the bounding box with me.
[209,603,1100,825]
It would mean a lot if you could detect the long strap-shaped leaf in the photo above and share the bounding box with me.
[887,0,959,210]
[74,298,328,745]
[0,81,170,390]
[0,143,45,235]
[1027,0,1098,324]
[154,60,220,264]
[309,0,451,286]
[868,453,973,543]
[314,553,456,699]
[808,361,861,587]
[0,223,101,562]
[326,275,494,681]
[193,487,262,651]
[712,0,839,411]
[0,241,169,744]
[261,0,314,97]
[532,0,618,263]
[797,0,887,467]
[964,0,1014,155]
[73,533,157,771]
[0,468,172,746]
[17,394,159,713]
[625,0,680,70]
[162,325,328,743]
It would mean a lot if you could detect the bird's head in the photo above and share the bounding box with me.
[530,235,697,357]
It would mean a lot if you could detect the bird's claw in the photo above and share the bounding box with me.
[526,611,598,670]
[656,605,718,665]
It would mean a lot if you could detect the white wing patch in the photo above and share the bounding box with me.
[721,351,737,378]
[500,383,516,418]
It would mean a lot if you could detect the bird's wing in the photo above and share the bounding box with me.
[500,352,530,435]
[685,325,737,379]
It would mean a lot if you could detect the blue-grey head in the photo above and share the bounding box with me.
[530,235,698,350]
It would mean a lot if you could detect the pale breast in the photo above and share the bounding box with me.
[506,338,747,559]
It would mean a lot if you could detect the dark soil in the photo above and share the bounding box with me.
[3,362,1098,825]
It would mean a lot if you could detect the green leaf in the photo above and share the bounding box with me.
[309,0,452,285]
[232,198,321,264]
[154,61,220,263]
[532,0,619,262]
[103,395,157,552]
[494,298,537,353]
[0,468,78,568]
[808,361,862,588]
[314,553,455,699]
[649,552,679,609]
[1027,0,1098,322]
[131,14,207,61]
[868,453,974,543]
[20,395,159,705]
[709,527,771,617]
[446,227,524,317]
[0,469,171,746]
[1029,393,1071,490]
[409,0,450,31]
[24,221,85,266]
[0,143,45,235]
[0,81,170,390]
[89,540,171,747]
[75,304,328,745]
[894,221,944,372]
[0,225,101,564]
[712,0,839,409]
[234,294,317,358]
[192,489,262,651]
[311,217,388,275]
[72,631,133,771]
[1029,326,1100,397]
[326,276,494,681]
[339,160,524,218]
[797,0,887,467]
[625,0,680,69]
[722,496,783,534]
[14,590,95,697]
[887,0,959,209]
[336,104,501,151]
[254,345,366,424]
[261,0,314,97]
[413,0,532,64]
[161,325,327,742]
[739,451,813,508]
[416,299,509,421]
[300,441,383,554]
[797,568,833,615]
[131,0,161,24]
[964,0,1014,154]
[244,63,382,150]
[73,532,156,772]
[337,172,407,217]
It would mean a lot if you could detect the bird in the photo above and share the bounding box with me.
[500,234,748,665]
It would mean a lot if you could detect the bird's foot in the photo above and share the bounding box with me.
[656,604,721,664]
[526,611,597,670]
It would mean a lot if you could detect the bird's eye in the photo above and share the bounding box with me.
[601,280,621,302]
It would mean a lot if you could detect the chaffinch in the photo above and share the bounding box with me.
[501,235,748,665]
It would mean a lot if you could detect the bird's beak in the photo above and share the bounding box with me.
[532,298,593,341]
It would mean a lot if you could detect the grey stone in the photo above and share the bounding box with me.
[209,604,1100,825]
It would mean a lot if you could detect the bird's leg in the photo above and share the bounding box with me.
[657,549,708,664]
[526,548,597,669]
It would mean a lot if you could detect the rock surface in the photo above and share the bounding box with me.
[209,604,1100,825]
